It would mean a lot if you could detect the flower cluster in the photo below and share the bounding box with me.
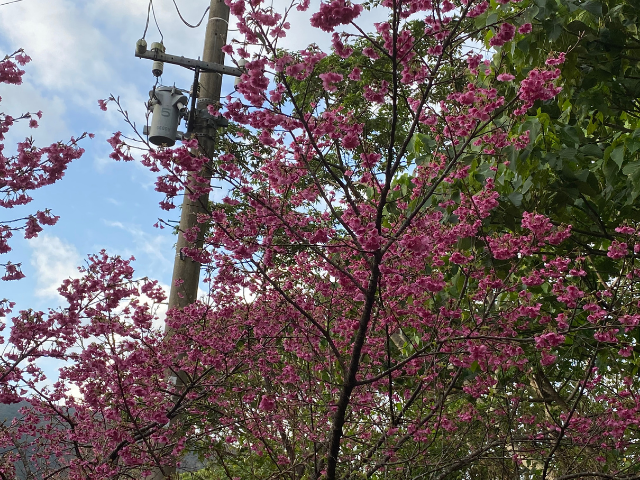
[1,51,87,281]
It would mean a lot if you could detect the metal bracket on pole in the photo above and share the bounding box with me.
[135,49,243,77]
[187,66,200,135]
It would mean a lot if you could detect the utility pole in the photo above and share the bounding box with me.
[142,1,231,478]
[168,0,230,311]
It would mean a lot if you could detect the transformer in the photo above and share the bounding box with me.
[146,86,188,147]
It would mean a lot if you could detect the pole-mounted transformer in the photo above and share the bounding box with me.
[135,39,244,148]
[145,86,188,147]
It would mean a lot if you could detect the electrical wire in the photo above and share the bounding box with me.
[141,0,163,43]
[171,2,239,32]
[171,0,210,28]
[151,0,163,43]
[142,0,152,39]
[0,0,24,6]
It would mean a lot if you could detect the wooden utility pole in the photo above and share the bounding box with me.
[148,1,230,478]
[168,0,230,311]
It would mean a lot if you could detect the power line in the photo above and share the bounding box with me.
[141,0,163,43]
[0,0,24,6]
[171,0,210,28]
[150,0,163,42]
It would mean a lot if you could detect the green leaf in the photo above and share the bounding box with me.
[579,143,603,158]
[582,0,603,17]
[521,117,542,144]
[508,192,523,206]
[566,20,591,34]
[574,169,590,182]
[470,361,480,373]
[622,162,640,176]
[544,18,564,42]
[626,138,640,155]
[561,125,582,146]
[560,147,577,160]
[611,145,625,169]
[414,133,436,152]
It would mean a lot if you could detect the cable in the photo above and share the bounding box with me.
[0,0,24,5]
[151,0,163,43]
[142,0,152,39]
[142,0,163,43]
[172,0,210,28]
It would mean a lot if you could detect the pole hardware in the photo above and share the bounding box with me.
[135,41,243,77]
[234,58,247,87]
[150,42,166,77]
[186,66,200,135]
[136,40,243,147]
[136,38,148,55]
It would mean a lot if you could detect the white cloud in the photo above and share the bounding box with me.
[0,1,107,93]
[29,234,82,299]
[102,219,173,277]
[0,80,70,148]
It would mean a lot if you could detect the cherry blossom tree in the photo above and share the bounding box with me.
[0,50,87,282]
[1,48,89,391]
[2,1,640,479]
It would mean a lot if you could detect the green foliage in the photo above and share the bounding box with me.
[484,0,640,253]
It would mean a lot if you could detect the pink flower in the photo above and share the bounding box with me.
[259,394,276,411]
[521,212,553,237]
[534,332,565,349]
[1,262,25,281]
[515,68,562,115]
[490,23,516,47]
[319,72,343,92]
[360,152,381,168]
[467,1,489,17]
[226,0,245,16]
[363,80,388,103]
[540,351,557,366]
[450,252,473,264]
[310,0,363,32]
[615,225,635,235]
[23,216,43,239]
[518,23,532,34]
[98,99,108,111]
[362,47,380,60]
[466,54,482,72]
[332,32,353,58]
[607,241,628,259]
[15,53,31,66]
[342,133,359,149]
[348,67,361,81]
[545,52,566,66]
[36,210,59,226]
[497,73,515,82]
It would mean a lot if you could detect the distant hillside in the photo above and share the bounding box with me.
[0,402,31,480]
[0,402,28,425]
[0,402,205,477]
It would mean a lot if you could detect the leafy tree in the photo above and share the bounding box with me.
[2,1,640,480]
[480,0,640,248]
